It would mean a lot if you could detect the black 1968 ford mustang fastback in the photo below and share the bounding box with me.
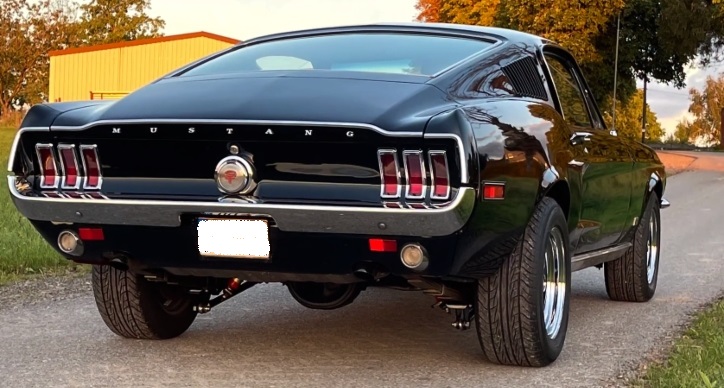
[7,23,668,367]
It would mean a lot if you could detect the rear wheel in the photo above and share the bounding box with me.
[475,197,571,367]
[92,265,204,340]
[604,192,661,302]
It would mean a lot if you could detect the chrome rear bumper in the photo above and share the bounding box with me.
[7,176,476,237]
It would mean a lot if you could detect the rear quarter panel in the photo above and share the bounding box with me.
[445,99,580,278]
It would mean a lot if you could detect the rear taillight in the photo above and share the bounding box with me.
[428,151,451,200]
[34,143,102,191]
[377,148,451,202]
[403,150,426,199]
[35,144,58,189]
[58,144,80,189]
[378,149,400,198]
[80,145,102,190]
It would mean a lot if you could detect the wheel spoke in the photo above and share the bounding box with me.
[646,210,659,284]
[543,226,567,340]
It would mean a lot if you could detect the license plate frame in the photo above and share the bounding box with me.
[196,218,271,260]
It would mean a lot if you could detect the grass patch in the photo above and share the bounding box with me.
[0,127,80,284]
[636,297,724,387]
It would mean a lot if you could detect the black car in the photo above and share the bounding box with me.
[7,23,668,367]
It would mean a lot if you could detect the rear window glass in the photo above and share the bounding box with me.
[180,33,493,77]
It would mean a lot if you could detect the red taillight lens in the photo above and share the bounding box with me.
[80,145,102,190]
[403,150,426,199]
[483,183,505,200]
[369,238,397,252]
[35,144,58,189]
[378,149,400,198]
[428,151,450,200]
[58,144,80,189]
[78,227,104,241]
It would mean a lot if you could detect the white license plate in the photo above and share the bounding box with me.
[197,218,270,259]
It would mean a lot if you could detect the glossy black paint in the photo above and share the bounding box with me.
[10,23,666,283]
[30,220,462,281]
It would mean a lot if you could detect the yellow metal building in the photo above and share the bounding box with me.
[49,32,240,102]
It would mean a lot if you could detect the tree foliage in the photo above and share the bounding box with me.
[0,0,78,119]
[677,74,724,146]
[78,0,164,46]
[0,0,165,120]
[602,90,664,142]
[415,0,724,109]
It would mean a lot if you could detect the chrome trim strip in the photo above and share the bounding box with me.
[378,148,402,199]
[7,176,476,236]
[11,121,470,186]
[49,119,422,137]
[58,144,82,190]
[79,144,103,190]
[402,150,426,200]
[571,243,632,272]
[8,127,49,172]
[34,144,59,190]
[424,133,468,184]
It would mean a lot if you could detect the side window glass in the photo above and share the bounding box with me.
[544,54,592,128]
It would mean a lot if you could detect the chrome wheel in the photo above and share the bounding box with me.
[646,210,660,284]
[542,226,567,339]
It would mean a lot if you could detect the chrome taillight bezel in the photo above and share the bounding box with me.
[402,150,426,200]
[35,143,59,189]
[58,144,81,190]
[79,144,102,190]
[428,150,451,201]
[378,148,401,199]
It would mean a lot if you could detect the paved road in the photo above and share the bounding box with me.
[1,170,724,388]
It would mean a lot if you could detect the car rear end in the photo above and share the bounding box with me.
[7,27,495,283]
[8,116,478,282]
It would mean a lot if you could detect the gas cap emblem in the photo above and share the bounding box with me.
[214,156,255,194]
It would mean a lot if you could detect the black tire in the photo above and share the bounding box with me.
[475,197,572,367]
[92,265,203,340]
[604,192,661,302]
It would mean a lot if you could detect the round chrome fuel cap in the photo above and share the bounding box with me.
[214,156,255,194]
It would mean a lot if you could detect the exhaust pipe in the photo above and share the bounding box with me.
[57,230,83,257]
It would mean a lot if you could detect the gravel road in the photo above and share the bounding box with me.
[1,169,723,388]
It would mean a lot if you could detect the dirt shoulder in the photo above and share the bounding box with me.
[657,150,724,175]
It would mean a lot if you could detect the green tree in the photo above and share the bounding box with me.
[603,90,664,142]
[78,0,165,46]
[671,119,695,144]
[415,0,724,109]
[0,0,79,119]
[0,0,166,120]
[685,74,724,146]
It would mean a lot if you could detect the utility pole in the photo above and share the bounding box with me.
[641,76,648,143]
[612,12,621,135]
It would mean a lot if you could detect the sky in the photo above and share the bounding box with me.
[147,0,724,137]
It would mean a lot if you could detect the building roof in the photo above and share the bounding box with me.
[49,31,241,57]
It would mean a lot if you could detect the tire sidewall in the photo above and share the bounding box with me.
[533,200,572,361]
[642,192,661,297]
